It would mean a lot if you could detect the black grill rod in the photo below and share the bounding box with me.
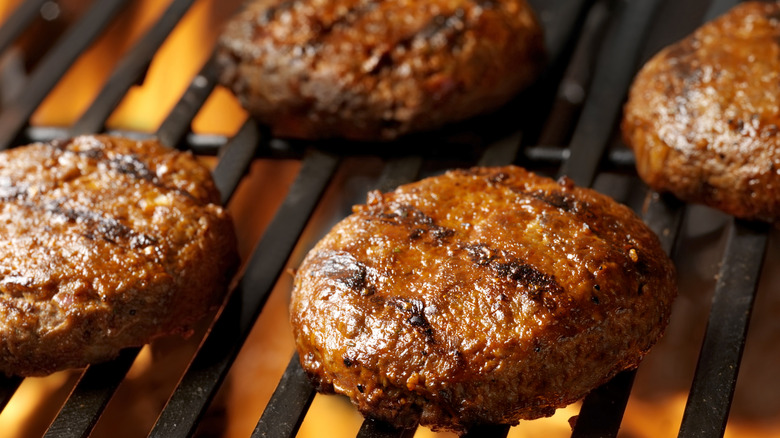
[0,0,49,55]
[68,0,199,136]
[528,0,596,68]
[0,375,22,413]
[43,348,140,438]
[251,354,316,438]
[678,219,769,438]
[533,0,611,150]
[151,147,339,438]
[157,54,219,149]
[40,59,242,438]
[0,0,131,151]
[557,0,664,187]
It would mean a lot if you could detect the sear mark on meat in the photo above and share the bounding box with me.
[311,250,369,293]
[462,242,564,310]
[388,297,436,344]
[376,203,455,246]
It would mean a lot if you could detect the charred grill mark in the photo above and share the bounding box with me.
[40,200,157,249]
[461,242,565,310]
[110,154,157,183]
[464,243,497,266]
[312,251,369,292]
[43,142,200,202]
[375,203,455,246]
[388,297,436,344]
[417,9,467,43]
[529,190,576,211]
[317,0,383,36]
[259,0,300,25]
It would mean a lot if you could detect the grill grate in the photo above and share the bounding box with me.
[0,0,774,437]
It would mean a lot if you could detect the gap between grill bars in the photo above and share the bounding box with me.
[0,0,776,437]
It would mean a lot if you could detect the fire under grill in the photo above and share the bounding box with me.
[0,0,777,437]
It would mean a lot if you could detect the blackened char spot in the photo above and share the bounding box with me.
[464,243,496,266]
[110,154,157,183]
[417,9,466,42]
[41,200,157,249]
[530,190,575,211]
[388,297,436,344]
[377,203,455,246]
[312,251,368,292]
[493,260,564,299]
[259,0,300,24]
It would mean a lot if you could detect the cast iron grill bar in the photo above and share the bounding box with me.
[356,420,417,438]
[0,0,48,55]
[251,354,315,438]
[69,0,199,136]
[43,348,140,438]
[534,0,610,149]
[213,120,261,205]
[678,219,769,437]
[557,0,663,187]
[150,148,339,438]
[0,375,22,413]
[157,54,220,149]
[0,0,131,150]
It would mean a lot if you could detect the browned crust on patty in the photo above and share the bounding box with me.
[290,166,676,432]
[216,0,545,140]
[623,1,780,222]
[0,135,238,376]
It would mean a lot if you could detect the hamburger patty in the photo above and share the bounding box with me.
[0,136,238,376]
[290,166,676,432]
[623,1,780,221]
[216,0,545,140]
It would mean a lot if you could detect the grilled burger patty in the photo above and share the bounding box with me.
[217,0,545,140]
[623,1,780,221]
[0,136,238,376]
[291,166,676,432]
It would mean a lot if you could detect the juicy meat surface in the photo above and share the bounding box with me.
[290,166,676,432]
[0,136,238,376]
[217,0,545,140]
[623,1,780,222]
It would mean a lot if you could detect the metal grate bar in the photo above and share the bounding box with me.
[0,0,131,150]
[572,369,637,438]
[357,419,417,438]
[678,219,769,438]
[213,120,261,205]
[69,0,199,136]
[0,0,48,55]
[529,0,595,64]
[157,54,219,149]
[252,354,316,438]
[702,0,740,21]
[558,0,663,187]
[0,375,22,413]
[150,148,339,438]
[43,348,140,438]
[535,0,611,149]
